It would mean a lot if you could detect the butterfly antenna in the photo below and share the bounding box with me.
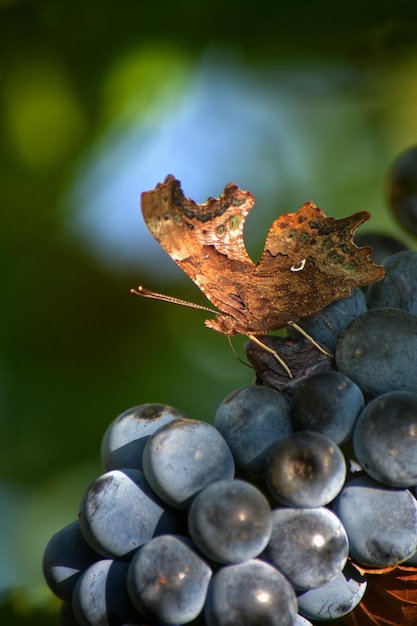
[287,321,333,357]
[131,285,219,314]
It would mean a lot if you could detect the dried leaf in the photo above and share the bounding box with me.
[337,565,417,626]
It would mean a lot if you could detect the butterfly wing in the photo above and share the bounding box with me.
[141,175,257,326]
[254,202,385,326]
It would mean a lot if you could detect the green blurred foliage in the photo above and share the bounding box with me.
[0,588,59,625]
[2,0,417,622]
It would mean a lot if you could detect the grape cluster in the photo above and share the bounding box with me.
[43,249,417,625]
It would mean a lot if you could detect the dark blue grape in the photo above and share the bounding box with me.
[335,307,417,397]
[288,288,367,352]
[353,391,417,487]
[265,431,346,507]
[404,546,417,567]
[72,559,137,625]
[354,232,408,265]
[214,385,292,473]
[101,404,186,471]
[127,535,212,624]
[297,562,367,621]
[79,469,177,558]
[204,559,297,626]
[42,520,99,602]
[367,251,417,315]
[291,371,364,444]
[142,418,235,509]
[59,601,80,625]
[188,479,272,564]
[118,621,176,626]
[387,144,417,236]
[293,615,314,626]
[333,474,417,567]
[261,507,348,590]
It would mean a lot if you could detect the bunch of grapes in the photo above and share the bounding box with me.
[43,246,417,626]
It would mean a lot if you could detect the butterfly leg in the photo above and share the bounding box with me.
[287,321,333,357]
[246,334,293,378]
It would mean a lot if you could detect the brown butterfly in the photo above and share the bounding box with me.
[132,175,384,375]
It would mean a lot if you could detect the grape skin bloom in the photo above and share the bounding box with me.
[204,559,297,626]
[188,479,272,564]
[142,418,235,509]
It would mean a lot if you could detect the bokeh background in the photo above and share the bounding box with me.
[1,0,417,622]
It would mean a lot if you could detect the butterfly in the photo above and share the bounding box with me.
[132,175,384,376]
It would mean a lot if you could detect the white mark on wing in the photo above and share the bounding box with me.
[290,258,306,272]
